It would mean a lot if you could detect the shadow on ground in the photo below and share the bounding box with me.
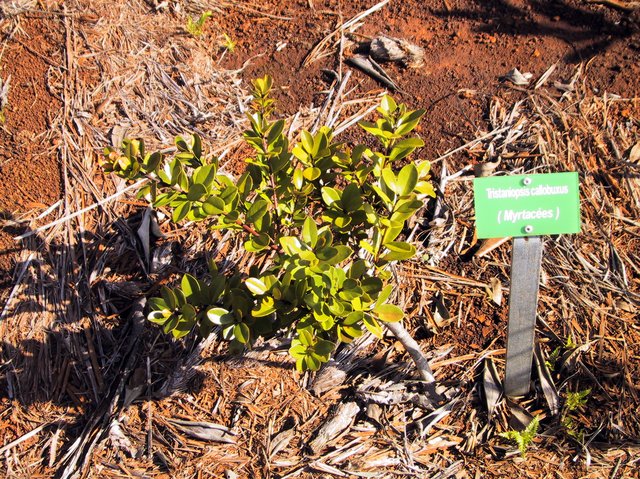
[434,0,639,62]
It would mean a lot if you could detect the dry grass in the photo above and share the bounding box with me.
[0,2,639,479]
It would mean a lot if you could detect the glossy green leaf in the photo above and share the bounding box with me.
[363,314,384,338]
[380,95,397,114]
[246,199,269,224]
[381,168,402,196]
[207,307,233,325]
[302,217,318,248]
[302,167,321,181]
[245,277,268,295]
[148,310,171,325]
[267,119,285,144]
[398,163,418,195]
[192,164,216,190]
[252,296,276,317]
[395,109,425,136]
[373,303,403,322]
[234,323,250,344]
[301,130,314,153]
[279,236,303,255]
[321,186,341,207]
[293,168,304,189]
[181,274,202,304]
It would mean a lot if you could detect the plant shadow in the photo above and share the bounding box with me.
[0,210,213,477]
[433,0,638,63]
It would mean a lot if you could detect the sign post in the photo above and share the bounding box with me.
[473,172,580,397]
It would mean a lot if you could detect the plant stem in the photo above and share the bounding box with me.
[384,320,442,403]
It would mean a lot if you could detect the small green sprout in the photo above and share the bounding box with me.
[221,33,236,53]
[565,388,590,411]
[499,416,540,458]
[561,388,590,443]
[186,10,212,37]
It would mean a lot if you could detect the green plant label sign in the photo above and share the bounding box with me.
[473,172,580,238]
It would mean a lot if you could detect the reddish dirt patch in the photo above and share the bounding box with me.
[0,16,63,293]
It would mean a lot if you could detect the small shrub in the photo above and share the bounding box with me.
[102,76,435,371]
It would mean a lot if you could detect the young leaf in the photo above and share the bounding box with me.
[380,95,397,114]
[389,137,424,162]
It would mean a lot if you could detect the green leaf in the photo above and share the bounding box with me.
[202,196,225,215]
[160,286,177,310]
[363,314,384,338]
[192,134,202,160]
[321,186,341,207]
[381,168,402,196]
[389,137,424,162]
[382,225,403,244]
[246,199,269,224]
[181,303,197,321]
[415,180,436,198]
[332,215,352,230]
[234,323,251,344]
[341,183,363,213]
[301,130,314,152]
[267,119,285,144]
[376,284,393,306]
[172,316,196,338]
[293,168,304,189]
[397,163,418,196]
[148,309,171,325]
[380,241,416,262]
[172,200,192,223]
[252,296,276,317]
[315,339,335,357]
[245,277,268,295]
[238,172,254,199]
[279,236,303,255]
[192,164,217,190]
[187,183,207,201]
[181,274,203,304]
[373,303,403,322]
[207,307,233,325]
[302,167,321,181]
[302,217,318,248]
[380,95,397,114]
[395,109,425,136]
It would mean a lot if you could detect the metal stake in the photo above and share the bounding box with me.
[504,235,543,397]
